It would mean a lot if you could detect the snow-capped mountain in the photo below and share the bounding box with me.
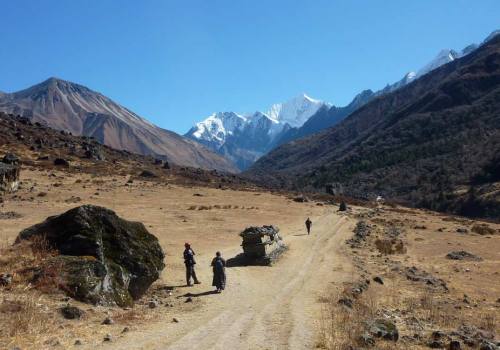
[266,94,326,127]
[185,94,329,170]
[187,30,500,170]
[383,30,500,93]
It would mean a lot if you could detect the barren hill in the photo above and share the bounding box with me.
[0,78,237,172]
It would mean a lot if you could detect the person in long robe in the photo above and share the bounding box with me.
[211,251,226,293]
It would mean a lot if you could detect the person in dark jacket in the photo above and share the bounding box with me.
[305,217,312,235]
[183,243,200,286]
[211,251,226,293]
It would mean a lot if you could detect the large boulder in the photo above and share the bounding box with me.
[16,205,165,306]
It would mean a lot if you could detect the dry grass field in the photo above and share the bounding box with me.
[1,167,499,349]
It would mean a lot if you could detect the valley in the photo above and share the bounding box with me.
[1,6,499,350]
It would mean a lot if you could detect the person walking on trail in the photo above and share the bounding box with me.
[211,251,226,293]
[183,243,201,286]
[305,217,312,235]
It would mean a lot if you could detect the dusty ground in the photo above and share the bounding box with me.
[1,167,499,350]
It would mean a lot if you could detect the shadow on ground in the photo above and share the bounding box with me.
[180,290,218,298]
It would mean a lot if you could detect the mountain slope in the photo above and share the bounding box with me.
[0,78,237,172]
[185,94,329,170]
[245,35,500,219]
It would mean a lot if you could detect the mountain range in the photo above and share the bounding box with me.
[245,33,500,219]
[187,30,500,170]
[0,78,237,172]
[185,94,329,170]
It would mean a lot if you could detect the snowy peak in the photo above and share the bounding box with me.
[417,49,461,77]
[186,93,329,146]
[185,94,330,170]
[266,93,329,127]
[188,111,246,147]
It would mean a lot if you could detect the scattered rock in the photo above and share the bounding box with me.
[0,273,13,286]
[185,297,193,303]
[0,211,23,219]
[17,205,165,306]
[367,319,399,341]
[139,170,157,178]
[404,266,448,291]
[83,144,105,161]
[149,300,158,309]
[122,327,130,333]
[449,340,461,350]
[1,154,21,192]
[163,161,171,170]
[359,333,376,346]
[2,153,19,165]
[293,195,309,203]
[53,158,69,167]
[59,305,84,320]
[346,221,371,247]
[456,228,468,234]
[74,339,83,345]
[471,224,496,236]
[103,334,112,342]
[338,298,353,308]
[373,276,384,285]
[428,340,445,348]
[351,279,370,297]
[102,317,114,325]
[339,201,347,211]
[446,251,482,261]
[172,317,179,323]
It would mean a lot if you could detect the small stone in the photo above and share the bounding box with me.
[148,300,158,309]
[122,327,130,333]
[102,317,114,325]
[338,298,353,308]
[185,297,193,303]
[74,340,83,346]
[429,340,445,348]
[373,276,384,285]
[172,317,179,323]
[60,305,84,320]
[103,334,112,342]
[0,273,13,286]
[449,340,461,350]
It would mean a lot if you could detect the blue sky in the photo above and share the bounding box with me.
[1,1,499,134]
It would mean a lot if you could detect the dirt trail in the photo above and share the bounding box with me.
[94,209,355,350]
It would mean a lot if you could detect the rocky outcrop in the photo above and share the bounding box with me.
[0,153,20,193]
[16,205,165,306]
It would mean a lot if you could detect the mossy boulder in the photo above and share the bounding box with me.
[17,205,165,306]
